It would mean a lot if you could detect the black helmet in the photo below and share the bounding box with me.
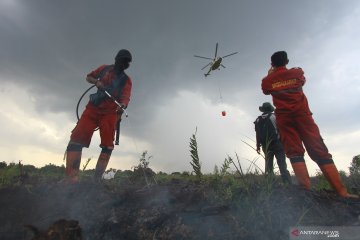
[115,49,132,62]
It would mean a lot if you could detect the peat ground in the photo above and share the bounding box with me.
[0,173,360,240]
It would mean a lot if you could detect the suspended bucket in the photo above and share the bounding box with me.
[221,110,226,117]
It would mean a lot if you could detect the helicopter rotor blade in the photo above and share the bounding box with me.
[194,55,213,60]
[222,51,238,58]
[221,64,226,68]
[214,43,218,59]
[201,62,212,70]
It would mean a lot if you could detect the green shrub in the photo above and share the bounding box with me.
[0,161,7,169]
[314,170,331,191]
[349,155,360,176]
[189,128,202,180]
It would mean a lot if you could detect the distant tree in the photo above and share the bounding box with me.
[349,155,360,176]
[213,165,219,175]
[22,165,37,174]
[8,162,16,167]
[0,161,7,169]
[339,170,347,178]
[181,171,190,176]
[157,171,167,176]
[220,157,231,176]
[39,164,64,175]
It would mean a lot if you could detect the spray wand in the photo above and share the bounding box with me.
[102,89,128,117]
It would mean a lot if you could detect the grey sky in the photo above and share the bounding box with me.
[1,0,359,174]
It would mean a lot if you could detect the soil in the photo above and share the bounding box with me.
[0,177,360,240]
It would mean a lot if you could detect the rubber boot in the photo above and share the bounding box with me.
[291,162,311,190]
[65,151,82,184]
[319,163,359,198]
[94,152,111,180]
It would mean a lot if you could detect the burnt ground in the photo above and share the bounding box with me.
[1,175,360,240]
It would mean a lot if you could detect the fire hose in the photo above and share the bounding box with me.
[76,85,128,145]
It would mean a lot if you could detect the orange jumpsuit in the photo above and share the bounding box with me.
[261,66,332,164]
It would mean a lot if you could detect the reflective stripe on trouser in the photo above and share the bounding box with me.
[276,114,332,161]
[319,163,349,197]
[290,158,311,190]
[94,152,111,179]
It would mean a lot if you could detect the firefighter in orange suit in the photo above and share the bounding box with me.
[261,51,357,198]
[64,49,132,183]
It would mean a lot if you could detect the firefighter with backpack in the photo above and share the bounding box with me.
[64,49,133,183]
[254,102,291,183]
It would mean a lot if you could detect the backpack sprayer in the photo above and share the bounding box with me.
[76,85,128,145]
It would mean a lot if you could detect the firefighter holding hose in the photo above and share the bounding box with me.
[64,49,132,183]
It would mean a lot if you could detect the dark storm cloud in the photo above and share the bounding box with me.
[0,0,358,139]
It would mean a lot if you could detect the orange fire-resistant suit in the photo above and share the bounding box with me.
[261,66,355,198]
[65,64,132,182]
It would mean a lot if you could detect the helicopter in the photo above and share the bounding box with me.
[194,43,238,77]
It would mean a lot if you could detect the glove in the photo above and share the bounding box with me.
[95,80,104,89]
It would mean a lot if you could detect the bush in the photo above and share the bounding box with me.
[349,155,360,176]
[314,170,331,191]
[22,165,37,174]
[39,164,64,175]
[0,162,7,169]
[0,163,22,186]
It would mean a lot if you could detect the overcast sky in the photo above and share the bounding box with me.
[1,0,359,175]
